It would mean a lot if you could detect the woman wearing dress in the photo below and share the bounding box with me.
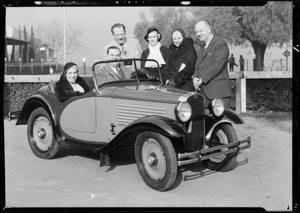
[55,62,92,102]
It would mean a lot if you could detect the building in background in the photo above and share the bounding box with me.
[5,26,59,75]
[5,26,55,63]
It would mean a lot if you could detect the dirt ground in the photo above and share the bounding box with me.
[3,111,294,211]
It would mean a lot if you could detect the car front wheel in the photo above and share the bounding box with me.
[206,123,238,171]
[27,107,60,159]
[135,131,177,191]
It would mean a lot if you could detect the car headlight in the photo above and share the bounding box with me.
[211,99,224,117]
[175,101,192,122]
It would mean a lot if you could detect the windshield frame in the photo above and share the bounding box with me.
[92,58,163,93]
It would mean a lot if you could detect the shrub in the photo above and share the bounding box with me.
[230,79,292,111]
[4,82,48,116]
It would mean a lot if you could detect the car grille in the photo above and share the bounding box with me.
[117,103,166,126]
[184,95,205,151]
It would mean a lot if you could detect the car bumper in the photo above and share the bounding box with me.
[7,111,20,121]
[177,136,251,166]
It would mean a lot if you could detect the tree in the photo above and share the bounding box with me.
[29,26,35,61]
[230,2,292,71]
[22,25,28,63]
[134,12,151,50]
[134,7,196,49]
[35,19,82,63]
[134,2,292,71]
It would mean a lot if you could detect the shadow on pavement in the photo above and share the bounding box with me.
[54,143,99,160]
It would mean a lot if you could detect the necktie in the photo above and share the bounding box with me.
[116,67,126,80]
[199,41,206,48]
[120,44,128,56]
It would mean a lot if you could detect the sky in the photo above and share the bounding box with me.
[5,6,152,66]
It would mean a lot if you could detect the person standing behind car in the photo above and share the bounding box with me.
[239,55,245,71]
[55,62,92,102]
[103,23,142,71]
[141,27,169,79]
[161,28,197,91]
[192,20,231,108]
[228,54,238,72]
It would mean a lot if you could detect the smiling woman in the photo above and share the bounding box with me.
[55,62,92,102]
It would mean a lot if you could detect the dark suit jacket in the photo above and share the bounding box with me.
[192,36,231,99]
[141,46,169,68]
[96,64,133,85]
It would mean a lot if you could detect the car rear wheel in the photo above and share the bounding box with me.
[206,123,238,171]
[27,107,60,159]
[135,131,177,191]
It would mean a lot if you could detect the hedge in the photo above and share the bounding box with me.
[4,82,48,116]
[3,79,292,116]
[229,79,292,112]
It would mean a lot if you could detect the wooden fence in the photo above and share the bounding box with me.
[229,71,292,114]
[4,71,292,114]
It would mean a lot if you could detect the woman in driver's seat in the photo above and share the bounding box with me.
[55,62,92,102]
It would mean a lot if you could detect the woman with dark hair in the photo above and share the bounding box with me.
[141,27,169,79]
[162,28,197,91]
[55,62,92,102]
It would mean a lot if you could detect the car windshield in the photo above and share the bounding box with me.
[92,58,163,88]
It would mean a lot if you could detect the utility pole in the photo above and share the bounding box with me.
[63,7,66,65]
[52,36,55,57]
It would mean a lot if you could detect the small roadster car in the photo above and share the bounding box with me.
[12,58,251,191]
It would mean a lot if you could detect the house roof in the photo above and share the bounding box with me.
[5,37,31,45]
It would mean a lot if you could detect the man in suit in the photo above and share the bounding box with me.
[96,46,133,86]
[192,20,232,108]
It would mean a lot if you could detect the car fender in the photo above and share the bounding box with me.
[205,120,233,141]
[223,109,244,124]
[16,94,63,140]
[94,115,186,153]
[129,115,186,137]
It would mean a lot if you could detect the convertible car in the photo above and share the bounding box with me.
[12,58,251,191]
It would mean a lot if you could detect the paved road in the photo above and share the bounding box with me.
[3,113,293,210]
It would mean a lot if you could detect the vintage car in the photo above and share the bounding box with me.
[12,58,251,191]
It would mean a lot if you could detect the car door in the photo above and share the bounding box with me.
[60,97,97,139]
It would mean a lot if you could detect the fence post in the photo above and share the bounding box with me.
[19,58,22,74]
[5,58,7,75]
[236,78,241,114]
[41,59,43,74]
[83,57,86,75]
[49,62,54,74]
[235,74,247,114]
[241,78,246,113]
[31,58,33,75]
[19,58,22,75]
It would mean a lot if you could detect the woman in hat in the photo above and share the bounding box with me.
[141,27,169,79]
[55,62,92,102]
[162,28,197,91]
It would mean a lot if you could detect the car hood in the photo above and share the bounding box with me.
[100,81,193,104]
